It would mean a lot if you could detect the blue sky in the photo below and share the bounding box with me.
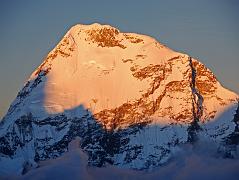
[0,0,238,118]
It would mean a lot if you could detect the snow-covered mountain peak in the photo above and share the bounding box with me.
[2,23,238,128]
[70,22,119,32]
[0,23,238,175]
[63,23,124,48]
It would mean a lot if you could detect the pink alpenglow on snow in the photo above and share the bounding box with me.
[0,23,238,178]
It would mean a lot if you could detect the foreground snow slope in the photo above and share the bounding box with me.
[0,23,238,175]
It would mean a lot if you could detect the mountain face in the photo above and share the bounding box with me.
[0,23,238,175]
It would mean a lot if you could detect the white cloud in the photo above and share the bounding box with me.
[2,138,239,180]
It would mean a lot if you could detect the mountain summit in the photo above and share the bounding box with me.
[0,23,238,175]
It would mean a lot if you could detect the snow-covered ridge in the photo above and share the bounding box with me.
[0,23,238,175]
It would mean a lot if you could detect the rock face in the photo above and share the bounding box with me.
[0,23,238,174]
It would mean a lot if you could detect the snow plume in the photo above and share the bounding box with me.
[2,138,238,180]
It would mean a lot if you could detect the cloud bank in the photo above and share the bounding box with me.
[2,138,239,180]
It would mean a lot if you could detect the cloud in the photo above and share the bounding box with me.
[2,138,239,180]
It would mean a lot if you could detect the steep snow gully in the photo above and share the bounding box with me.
[187,56,203,142]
